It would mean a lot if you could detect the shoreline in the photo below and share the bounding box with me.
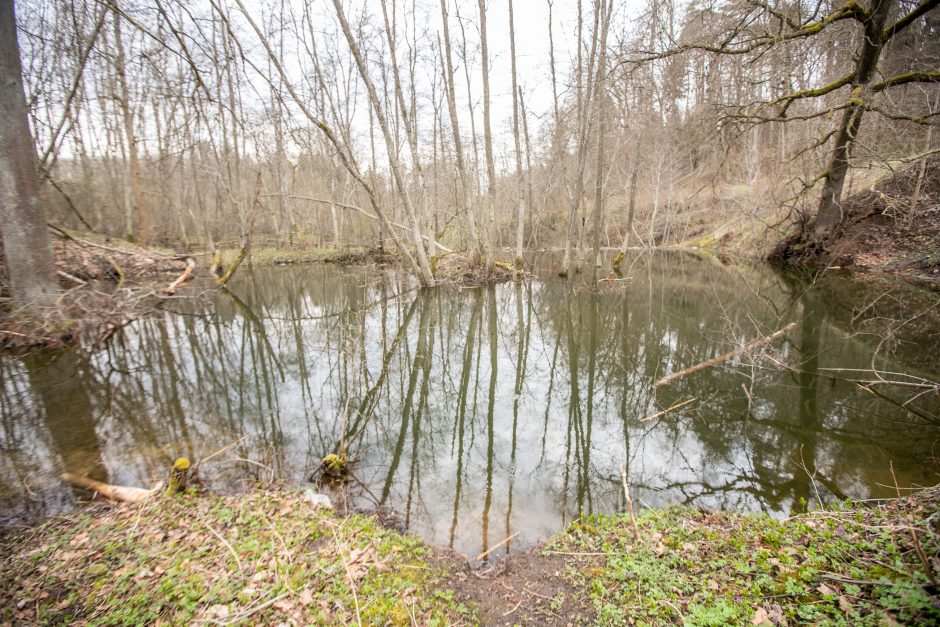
[2,486,937,625]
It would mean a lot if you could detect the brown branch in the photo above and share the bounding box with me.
[772,71,856,117]
[883,0,940,41]
[872,71,940,92]
[655,323,797,388]
[625,1,867,64]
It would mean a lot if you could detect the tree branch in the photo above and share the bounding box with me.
[872,71,940,92]
[883,0,940,41]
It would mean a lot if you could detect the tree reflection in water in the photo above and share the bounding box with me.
[1,252,937,556]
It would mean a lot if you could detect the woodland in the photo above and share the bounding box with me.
[1,0,938,302]
[2,1,940,623]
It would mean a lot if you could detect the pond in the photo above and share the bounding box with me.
[2,251,938,557]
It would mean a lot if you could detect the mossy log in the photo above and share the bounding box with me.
[210,249,223,277]
[166,457,190,496]
[217,247,247,286]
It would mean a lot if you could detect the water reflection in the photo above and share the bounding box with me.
[1,252,937,556]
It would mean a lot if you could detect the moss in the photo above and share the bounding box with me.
[322,452,349,476]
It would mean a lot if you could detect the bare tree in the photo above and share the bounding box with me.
[0,0,58,308]
[477,0,496,272]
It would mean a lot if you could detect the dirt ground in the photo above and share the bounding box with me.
[442,550,595,626]
[771,158,940,281]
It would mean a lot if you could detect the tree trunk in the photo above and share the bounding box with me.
[509,0,526,269]
[0,0,59,308]
[815,0,893,237]
[477,0,497,272]
[330,0,435,287]
[590,0,612,280]
[112,1,149,244]
[438,1,480,262]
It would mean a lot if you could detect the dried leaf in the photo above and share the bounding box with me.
[752,607,772,625]
[816,583,835,596]
[768,604,788,626]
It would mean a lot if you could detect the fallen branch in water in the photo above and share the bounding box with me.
[217,247,247,286]
[475,533,519,561]
[641,398,696,421]
[61,473,162,503]
[164,257,196,294]
[654,322,797,388]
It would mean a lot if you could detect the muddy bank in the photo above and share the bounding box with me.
[770,158,940,283]
[0,228,193,349]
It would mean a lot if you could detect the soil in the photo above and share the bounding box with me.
[441,550,594,626]
[770,157,940,281]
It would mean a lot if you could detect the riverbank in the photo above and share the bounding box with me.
[767,158,940,284]
[2,487,937,625]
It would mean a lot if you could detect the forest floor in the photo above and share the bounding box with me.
[2,486,938,625]
[766,158,940,284]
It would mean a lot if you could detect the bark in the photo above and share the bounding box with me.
[509,0,526,269]
[0,0,59,308]
[112,1,150,244]
[562,0,601,276]
[591,0,613,279]
[815,0,894,237]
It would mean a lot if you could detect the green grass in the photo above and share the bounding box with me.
[4,487,938,625]
[547,497,940,626]
[0,490,469,625]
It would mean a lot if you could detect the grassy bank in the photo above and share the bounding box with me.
[2,488,937,625]
[546,497,939,626]
[0,491,469,625]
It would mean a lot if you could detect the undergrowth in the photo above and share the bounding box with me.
[548,489,940,626]
[0,490,469,625]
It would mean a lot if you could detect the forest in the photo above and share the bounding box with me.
[1,0,940,624]
[2,0,938,296]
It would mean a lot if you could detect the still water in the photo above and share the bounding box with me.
[2,252,938,556]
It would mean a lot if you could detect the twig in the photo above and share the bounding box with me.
[820,573,899,587]
[193,591,291,625]
[620,465,641,542]
[641,398,696,422]
[475,533,519,561]
[193,435,247,470]
[655,322,797,387]
[544,550,626,557]
[57,270,87,286]
[199,518,242,572]
[329,525,363,627]
[502,599,523,616]
[890,462,938,587]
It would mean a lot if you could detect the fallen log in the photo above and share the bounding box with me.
[61,472,162,503]
[654,322,798,388]
[217,246,247,286]
[164,257,196,294]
